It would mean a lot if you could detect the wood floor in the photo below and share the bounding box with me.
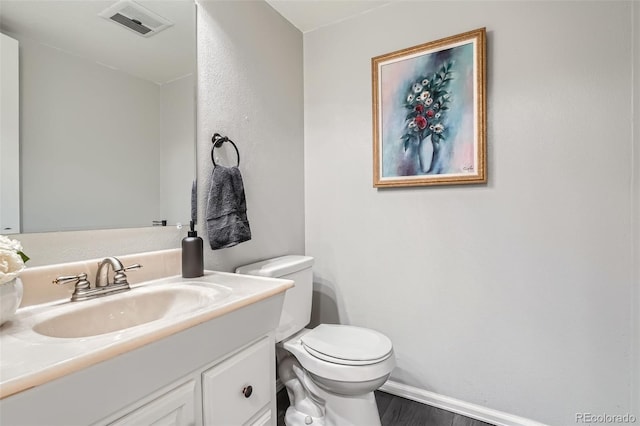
[276,389,493,426]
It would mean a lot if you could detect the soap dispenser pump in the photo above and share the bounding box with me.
[182,220,203,278]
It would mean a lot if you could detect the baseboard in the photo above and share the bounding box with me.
[379,380,548,426]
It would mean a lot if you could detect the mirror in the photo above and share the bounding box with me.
[0,0,196,233]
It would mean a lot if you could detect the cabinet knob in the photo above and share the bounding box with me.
[242,385,253,398]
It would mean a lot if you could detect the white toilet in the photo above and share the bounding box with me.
[236,255,395,426]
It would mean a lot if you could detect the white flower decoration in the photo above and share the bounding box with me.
[408,120,416,128]
[421,79,429,86]
[419,91,430,101]
[407,93,415,103]
[435,112,441,118]
[425,98,433,106]
[0,236,22,253]
[0,249,24,285]
[412,83,423,93]
[0,235,28,285]
[434,123,445,134]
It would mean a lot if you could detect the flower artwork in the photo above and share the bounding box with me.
[372,28,486,187]
[0,235,29,285]
[401,63,455,175]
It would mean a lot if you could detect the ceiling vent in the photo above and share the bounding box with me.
[99,1,173,37]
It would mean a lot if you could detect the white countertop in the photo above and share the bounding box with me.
[0,271,293,399]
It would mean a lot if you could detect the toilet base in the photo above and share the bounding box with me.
[284,406,326,426]
[278,347,383,426]
[283,387,381,426]
[318,388,382,426]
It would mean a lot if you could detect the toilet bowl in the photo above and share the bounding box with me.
[236,256,395,426]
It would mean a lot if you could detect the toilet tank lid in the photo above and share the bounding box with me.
[235,255,314,278]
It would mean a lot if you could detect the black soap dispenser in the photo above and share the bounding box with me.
[182,220,203,278]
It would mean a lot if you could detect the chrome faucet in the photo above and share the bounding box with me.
[53,256,142,302]
[96,256,124,287]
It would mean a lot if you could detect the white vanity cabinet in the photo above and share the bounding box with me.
[0,292,283,426]
[101,337,275,426]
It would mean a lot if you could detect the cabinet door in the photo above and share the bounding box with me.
[0,33,20,234]
[202,338,272,426]
[109,380,196,426]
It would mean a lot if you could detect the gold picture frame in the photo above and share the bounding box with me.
[372,28,487,187]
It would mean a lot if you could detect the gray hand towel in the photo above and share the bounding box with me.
[206,165,251,250]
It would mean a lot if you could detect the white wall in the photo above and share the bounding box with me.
[18,36,161,232]
[159,74,196,226]
[16,0,304,271]
[304,2,635,425]
[196,0,304,271]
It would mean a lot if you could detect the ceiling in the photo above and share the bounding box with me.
[0,0,195,84]
[0,0,390,83]
[265,0,393,33]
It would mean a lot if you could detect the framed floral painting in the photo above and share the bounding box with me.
[372,28,486,187]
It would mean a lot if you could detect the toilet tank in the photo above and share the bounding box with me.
[236,255,314,342]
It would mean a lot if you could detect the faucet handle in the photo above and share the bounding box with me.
[53,273,91,291]
[122,263,142,272]
[113,264,142,285]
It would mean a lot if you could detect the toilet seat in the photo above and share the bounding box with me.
[301,324,393,366]
[303,345,392,366]
[282,328,396,386]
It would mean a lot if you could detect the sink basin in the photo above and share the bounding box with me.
[33,283,231,338]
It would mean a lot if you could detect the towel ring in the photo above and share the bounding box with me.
[211,133,240,167]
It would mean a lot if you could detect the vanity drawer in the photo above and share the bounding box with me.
[202,337,272,425]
